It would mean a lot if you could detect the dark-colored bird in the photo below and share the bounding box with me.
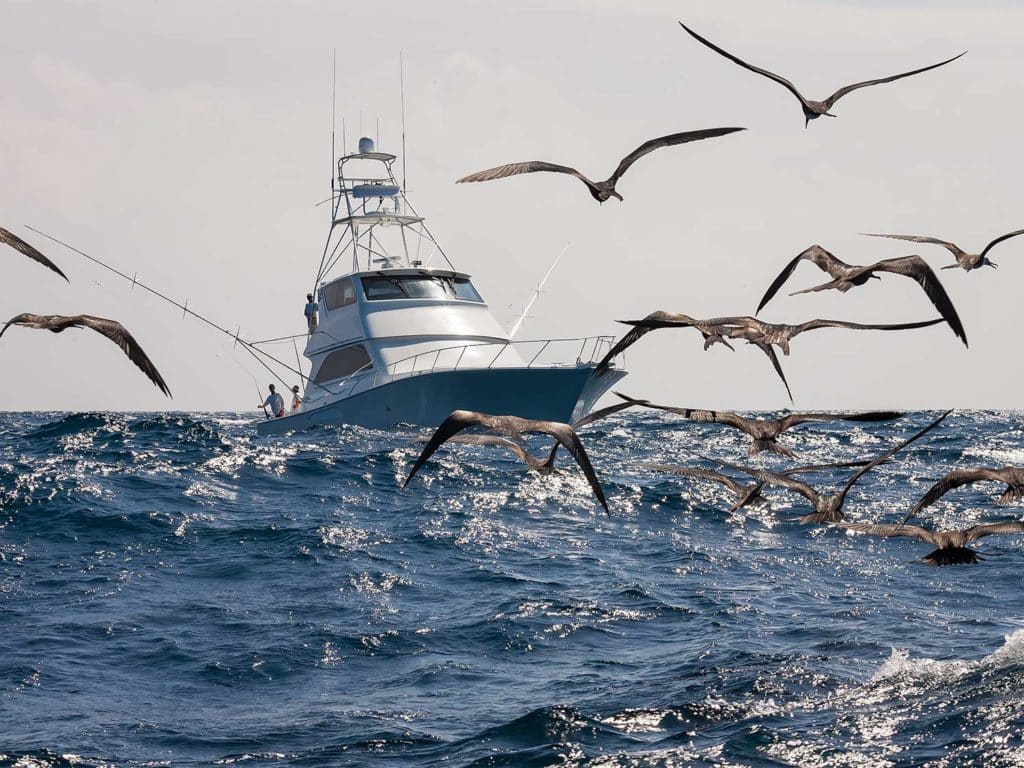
[0,313,171,397]
[697,411,950,523]
[840,520,1024,565]
[596,312,943,401]
[403,411,609,512]
[862,230,1024,271]
[440,397,647,473]
[617,391,901,458]
[756,245,967,347]
[1,227,69,282]
[456,127,745,203]
[678,21,965,127]
[643,459,876,512]
[899,467,1024,525]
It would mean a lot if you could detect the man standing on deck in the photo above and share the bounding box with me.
[304,293,318,335]
[259,384,286,418]
[291,385,303,413]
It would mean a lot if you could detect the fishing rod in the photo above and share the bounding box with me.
[254,379,270,420]
[25,225,332,396]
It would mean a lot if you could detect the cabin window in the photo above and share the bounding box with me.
[360,275,484,303]
[323,278,357,310]
[313,344,372,384]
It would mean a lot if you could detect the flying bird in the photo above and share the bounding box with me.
[435,397,647,473]
[0,313,171,396]
[862,230,1024,271]
[678,21,965,127]
[456,127,745,203]
[756,245,967,347]
[840,521,1024,565]
[596,313,943,401]
[643,458,876,512]
[403,411,609,512]
[899,466,1024,525]
[697,411,950,523]
[616,392,901,457]
[1,227,69,282]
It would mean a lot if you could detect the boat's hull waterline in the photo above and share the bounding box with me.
[257,365,625,435]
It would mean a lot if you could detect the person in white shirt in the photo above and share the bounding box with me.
[259,384,286,418]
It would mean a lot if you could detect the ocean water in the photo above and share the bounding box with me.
[2,409,1024,767]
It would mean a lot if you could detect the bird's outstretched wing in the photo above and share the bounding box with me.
[840,522,936,544]
[404,410,485,487]
[0,227,69,282]
[457,161,599,196]
[698,452,819,505]
[756,343,793,403]
[966,521,1024,541]
[608,127,745,185]
[777,410,903,432]
[757,245,850,314]
[613,392,753,434]
[822,51,966,109]
[856,256,967,346]
[837,410,951,504]
[595,311,697,374]
[642,464,750,497]
[447,434,537,465]
[794,317,944,335]
[573,397,647,429]
[678,22,809,108]
[1,313,170,396]
[525,419,609,513]
[861,233,963,258]
[981,229,1024,257]
[781,458,874,475]
[543,396,648,468]
[901,467,1014,525]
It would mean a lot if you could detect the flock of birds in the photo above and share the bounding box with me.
[3,19,1022,566]
[405,20,1024,567]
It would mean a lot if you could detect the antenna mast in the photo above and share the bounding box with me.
[331,49,337,198]
[400,51,407,191]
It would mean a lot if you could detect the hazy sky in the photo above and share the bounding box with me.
[1,0,1022,412]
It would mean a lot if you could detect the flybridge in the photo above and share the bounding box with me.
[313,137,453,285]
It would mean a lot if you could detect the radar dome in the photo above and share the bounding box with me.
[358,136,375,154]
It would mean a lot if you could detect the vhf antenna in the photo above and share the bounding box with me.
[330,49,337,196]
[400,51,407,192]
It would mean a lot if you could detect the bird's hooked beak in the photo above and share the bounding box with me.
[986,259,999,269]
[611,191,624,202]
[869,274,882,281]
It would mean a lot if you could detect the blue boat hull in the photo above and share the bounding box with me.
[256,365,626,435]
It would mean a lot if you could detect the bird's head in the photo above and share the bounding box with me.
[984,257,999,269]
[611,191,624,202]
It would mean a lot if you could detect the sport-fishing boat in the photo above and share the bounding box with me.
[257,137,627,436]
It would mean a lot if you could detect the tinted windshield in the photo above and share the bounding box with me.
[361,275,483,303]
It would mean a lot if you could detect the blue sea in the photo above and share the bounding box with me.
[2,409,1024,767]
